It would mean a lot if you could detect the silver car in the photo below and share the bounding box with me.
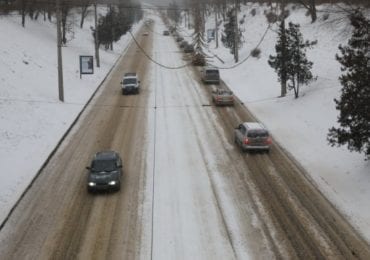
[234,122,272,152]
[212,89,234,106]
[121,73,140,95]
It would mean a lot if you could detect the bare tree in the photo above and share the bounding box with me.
[80,0,92,28]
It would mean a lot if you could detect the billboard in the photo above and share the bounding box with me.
[80,55,94,75]
[207,29,215,42]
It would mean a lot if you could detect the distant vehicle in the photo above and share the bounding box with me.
[179,40,188,48]
[201,67,220,84]
[234,122,272,152]
[176,36,184,42]
[184,43,194,53]
[163,30,170,35]
[142,32,149,36]
[86,151,123,192]
[212,89,234,106]
[121,73,140,94]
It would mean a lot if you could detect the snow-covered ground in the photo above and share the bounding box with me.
[178,3,370,242]
[0,2,369,248]
[0,8,140,224]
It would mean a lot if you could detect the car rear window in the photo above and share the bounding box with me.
[206,70,219,76]
[247,130,269,138]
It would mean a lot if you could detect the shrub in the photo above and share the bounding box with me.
[251,48,261,58]
[250,8,256,16]
[265,11,278,23]
[192,53,206,66]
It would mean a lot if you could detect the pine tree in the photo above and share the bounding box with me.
[328,11,370,158]
[221,8,243,58]
[191,1,208,66]
[268,21,316,98]
[268,19,289,97]
[287,22,317,98]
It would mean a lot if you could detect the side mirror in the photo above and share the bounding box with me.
[86,166,91,170]
[120,81,123,84]
[138,80,141,83]
[118,165,123,168]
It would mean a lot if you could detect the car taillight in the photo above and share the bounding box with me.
[243,138,249,144]
[266,137,272,144]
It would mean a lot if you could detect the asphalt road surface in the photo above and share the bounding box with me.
[0,18,369,260]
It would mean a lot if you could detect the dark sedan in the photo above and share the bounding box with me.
[86,151,123,192]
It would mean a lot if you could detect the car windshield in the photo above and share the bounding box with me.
[91,159,117,172]
[206,70,219,76]
[247,130,269,138]
[123,78,137,84]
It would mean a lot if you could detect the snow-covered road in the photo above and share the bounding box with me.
[144,20,270,259]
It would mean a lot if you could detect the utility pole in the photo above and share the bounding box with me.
[94,3,100,67]
[56,0,64,102]
[187,9,191,29]
[234,0,239,63]
[215,8,218,48]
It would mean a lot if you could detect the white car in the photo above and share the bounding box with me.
[121,73,140,95]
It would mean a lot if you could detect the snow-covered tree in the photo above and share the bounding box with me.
[191,1,208,66]
[328,11,370,158]
[269,21,316,98]
[268,19,289,97]
[287,22,317,98]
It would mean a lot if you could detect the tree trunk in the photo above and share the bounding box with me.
[309,0,317,23]
[280,19,287,97]
[21,0,26,27]
[295,77,299,98]
[62,10,67,44]
[80,5,88,28]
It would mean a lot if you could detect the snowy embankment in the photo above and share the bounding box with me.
[0,9,139,224]
[179,4,370,242]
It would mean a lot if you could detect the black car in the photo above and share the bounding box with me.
[86,151,123,192]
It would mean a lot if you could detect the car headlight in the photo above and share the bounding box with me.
[88,182,96,186]
[108,181,117,185]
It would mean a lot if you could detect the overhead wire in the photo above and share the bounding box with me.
[128,29,192,69]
